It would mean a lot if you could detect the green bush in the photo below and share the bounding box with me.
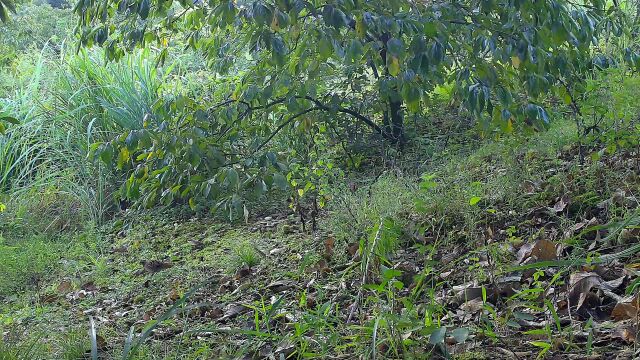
[58,50,162,132]
[0,3,72,54]
[581,69,640,155]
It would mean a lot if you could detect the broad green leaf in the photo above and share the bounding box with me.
[226,168,240,188]
[273,173,288,190]
[451,328,469,343]
[0,116,19,124]
[388,56,401,77]
[429,327,446,344]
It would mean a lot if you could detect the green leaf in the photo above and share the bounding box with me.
[253,179,267,197]
[318,35,333,59]
[273,172,288,190]
[138,0,150,20]
[0,116,19,124]
[451,328,469,344]
[429,327,446,344]
[346,39,363,63]
[252,3,272,26]
[99,143,114,165]
[469,196,482,206]
[117,147,130,169]
[322,5,346,29]
[530,341,551,350]
[387,38,404,57]
[226,168,240,188]
[388,56,401,77]
[355,15,366,38]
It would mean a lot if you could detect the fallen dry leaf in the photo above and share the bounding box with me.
[324,236,335,259]
[141,260,173,274]
[553,195,571,213]
[218,280,234,294]
[190,240,205,251]
[347,242,359,258]
[267,280,295,293]
[612,323,637,344]
[208,307,224,319]
[40,293,61,304]
[611,295,639,321]
[612,303,638,322]
[221,304,250,321]
[143,312,152,321]
[517,239,557,264]
[168,288,181,302]
[314,259,331,274]
[568,272,614,310]
[81,281,97,292]
[460,298,484,314]
[234,266,252,280]
[112,246,128,254]
[95,334,108,350]
[57,281,72,293]
[269,247,284,256]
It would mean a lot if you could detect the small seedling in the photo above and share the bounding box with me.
[233,242,261,269]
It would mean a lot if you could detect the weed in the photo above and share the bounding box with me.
[232,241,261,269]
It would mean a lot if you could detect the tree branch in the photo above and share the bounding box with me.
[300,96,388,138]
[255,107,320,152]
[210,94,387,140]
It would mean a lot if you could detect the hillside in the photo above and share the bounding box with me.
[2,1,640,359]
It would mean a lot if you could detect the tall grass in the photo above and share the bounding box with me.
[57,49,161,133]
[0,48,55,193]
[0,46,166,226]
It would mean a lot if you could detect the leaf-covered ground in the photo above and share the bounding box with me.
[2,122,640,359]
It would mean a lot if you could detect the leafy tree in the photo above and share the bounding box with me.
[74,0,629,215]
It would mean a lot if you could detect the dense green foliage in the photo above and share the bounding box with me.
[72,0,634,218]
[4,1,640,359]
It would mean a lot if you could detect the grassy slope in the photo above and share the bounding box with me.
[2,118,640,359]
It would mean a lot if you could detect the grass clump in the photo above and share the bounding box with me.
[232,241,262,269]
[0,338,46,360]
[326,173,418,243]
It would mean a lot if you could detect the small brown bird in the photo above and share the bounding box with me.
[141,260,173,274]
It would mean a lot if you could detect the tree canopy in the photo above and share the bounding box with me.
[71,0,631,216]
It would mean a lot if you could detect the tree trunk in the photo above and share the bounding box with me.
[381,99,404,143]
[389,98,403,143]
[378,32,405,144]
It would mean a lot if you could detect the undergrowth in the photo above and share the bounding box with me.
[2,3,640,359]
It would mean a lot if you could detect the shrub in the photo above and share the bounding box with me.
[232,241,261,269]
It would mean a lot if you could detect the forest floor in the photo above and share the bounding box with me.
[2,119,640,359]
